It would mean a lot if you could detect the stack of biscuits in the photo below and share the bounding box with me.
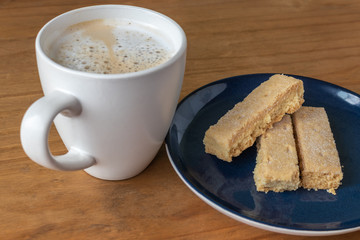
[203,74,343,194]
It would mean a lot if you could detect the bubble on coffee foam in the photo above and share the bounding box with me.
[50,20,172,74]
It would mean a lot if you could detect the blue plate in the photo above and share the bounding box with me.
[165,73,360,236]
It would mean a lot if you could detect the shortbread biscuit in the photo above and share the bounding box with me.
[253,115,301,192]
[292,107,343,194]
[203,74,304,162]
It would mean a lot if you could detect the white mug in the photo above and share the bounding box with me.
[20,5,186,180]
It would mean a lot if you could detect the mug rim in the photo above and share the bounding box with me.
[35,4,187,79]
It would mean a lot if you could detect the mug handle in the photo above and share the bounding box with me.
[20,90,96,171]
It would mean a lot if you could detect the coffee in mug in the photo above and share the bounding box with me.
[49,19,173,74]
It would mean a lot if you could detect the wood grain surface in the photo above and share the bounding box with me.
[1,0,360,239]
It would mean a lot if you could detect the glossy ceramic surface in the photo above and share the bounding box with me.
[20,5,186,180]
[166,73,360,236]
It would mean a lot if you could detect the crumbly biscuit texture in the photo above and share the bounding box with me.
[203,74,304,162]
[254,115,301,193]
[292,107,343,194]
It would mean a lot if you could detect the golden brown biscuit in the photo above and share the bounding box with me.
[203,74,304,162]
[292,107,343,194]
[253,115,301,193]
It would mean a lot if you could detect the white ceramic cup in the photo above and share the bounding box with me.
[20,5,186,180]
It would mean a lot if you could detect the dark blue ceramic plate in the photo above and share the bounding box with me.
[165,73,360,236]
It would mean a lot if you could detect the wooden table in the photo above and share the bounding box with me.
[1,0,360,239]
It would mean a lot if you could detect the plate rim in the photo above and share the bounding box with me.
[165,73,360,236]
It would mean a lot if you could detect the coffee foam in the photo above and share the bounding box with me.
[50,19,173,74]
